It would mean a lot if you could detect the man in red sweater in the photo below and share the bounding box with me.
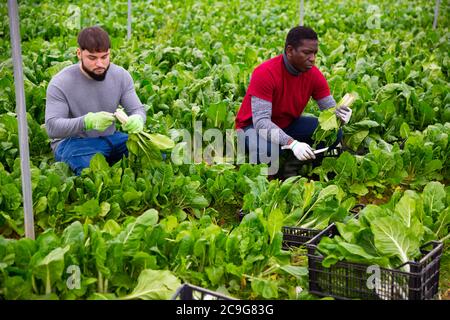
[235,26,352,174]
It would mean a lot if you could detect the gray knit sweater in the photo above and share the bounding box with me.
[45,62,146,150]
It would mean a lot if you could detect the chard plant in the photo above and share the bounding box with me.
[315,181,449,271]
[312,93,357,149]
[115,109,175,166]
[242,176,356,230]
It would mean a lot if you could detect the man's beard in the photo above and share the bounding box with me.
[81,60,110,81]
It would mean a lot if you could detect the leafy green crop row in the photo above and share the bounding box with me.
[0,0,448,299]
[0,208,309,299]
[316,182,449,269]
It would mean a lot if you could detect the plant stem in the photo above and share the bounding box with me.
[439,233,450,243]
[31,274,38,294]
[46,267,51,295]
[104,278,109,293]
[98,271,103,293]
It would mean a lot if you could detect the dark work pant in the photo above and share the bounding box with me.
[242,115,343,164]
[54,132,129,175]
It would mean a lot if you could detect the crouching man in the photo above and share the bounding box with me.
[45,26,146,175]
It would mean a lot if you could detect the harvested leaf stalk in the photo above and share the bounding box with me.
[115,108,129,124]
[312,92,358,148]
[114,108,175,163]
[336,93,357,108]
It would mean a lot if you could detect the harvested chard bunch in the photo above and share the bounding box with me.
[337,93,357,110]
[312,92,357,148]
[115,109,175,163]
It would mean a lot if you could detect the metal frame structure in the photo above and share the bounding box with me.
[299,0,304,26]
[7,0,34,240]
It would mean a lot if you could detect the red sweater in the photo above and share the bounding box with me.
[235,55,330,129]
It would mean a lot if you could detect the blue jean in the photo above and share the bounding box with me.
[55,132,129,175]
[242,115,343,163]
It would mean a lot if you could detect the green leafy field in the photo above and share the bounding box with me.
[0,0,448,299]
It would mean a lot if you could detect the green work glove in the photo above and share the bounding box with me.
[122,114,144,134]
[84,111,115,131]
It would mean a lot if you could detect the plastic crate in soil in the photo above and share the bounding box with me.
[281,204,365,249]
[306,224,444,300]
[171,284,236,300]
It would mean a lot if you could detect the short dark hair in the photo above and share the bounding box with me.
[77,26,111,52]
[284,26,318,51]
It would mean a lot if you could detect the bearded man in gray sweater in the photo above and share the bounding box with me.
[45,26,146,175]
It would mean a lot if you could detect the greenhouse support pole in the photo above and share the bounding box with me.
[433,0,440,29]
[8,0,35,240]
[127,0,132,40]
[299,0,304,26]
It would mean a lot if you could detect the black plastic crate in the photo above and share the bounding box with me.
[306,224,444,300]
[171,284,236,300]
[282,226,321,249]
[282,204,365,249]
